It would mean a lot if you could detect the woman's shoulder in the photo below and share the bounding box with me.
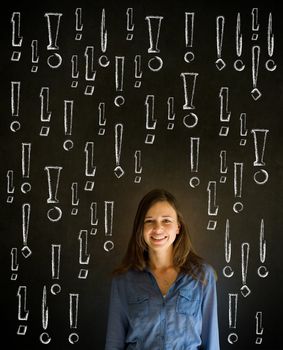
[201,262,218,283]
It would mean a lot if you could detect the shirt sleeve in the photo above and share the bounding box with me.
[201,265,220,350]
[105,276,128,350]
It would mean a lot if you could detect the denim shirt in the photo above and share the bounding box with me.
[105,263,220,350]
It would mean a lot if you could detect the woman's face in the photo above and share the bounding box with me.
[143,201,180,252]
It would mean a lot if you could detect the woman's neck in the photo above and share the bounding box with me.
[148,248,175,271]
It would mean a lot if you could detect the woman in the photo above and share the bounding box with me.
[105,189,220,350]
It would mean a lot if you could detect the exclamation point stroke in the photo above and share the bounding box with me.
[228,293,238,344]
[104,201,114,252]
[31,40,39,73]
[233,162,244,213]
[84,142,96,191]
[39,285,51,344]
[180,72,198,128]
[11,247,19,280]
[223,219,234,278]
[63,100,74,151]
[75,8,83,40]
[99,9,109,67]
[45,166,63,222]
[21,203,32,258]
[39,87,52,136]
[240,242,251,297]
[71,182,79,215]
[251,129,269,185]
[134,150,142,183]
[114,56,125,107]
[234,13,245,71]
[145,15,164,72]
[78,230,90,279]
[45,12,63,69]
[69,293,79,344]
[51,244,61,295]
[11,12,23,61]
[257,219,269,278]
[17,286,29,335]
[265,13,276,71]
[7,170,15,203]
[189,137,200,188]
[114,124,125,178]
[167,97,175,130]
[184,12,195,63]
[11,81,21,132]
[207,181,219,230]
[126,8,134,40]
[145,95,156,144]
[21,143,32,194]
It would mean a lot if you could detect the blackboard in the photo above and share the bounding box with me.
[1,0,283,349]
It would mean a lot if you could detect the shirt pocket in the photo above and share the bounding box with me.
[128,294,149,321]
[176,288,200,317]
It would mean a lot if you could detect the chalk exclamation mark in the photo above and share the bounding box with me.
[223,219,234,278]
[234,13,245,71]
[255,311,264,344]
[145,16,164,72]
[11,12,23,61]
[145,95,157,144]
[114,56,125,107]
[219,87,231,136]
[84,46,96,95]
[189,137,200,188]
[11,81,21,132]
[251,129,269,185]
[207,181,219,230]
[17,286,29,335]
[233,162,244,213]
[265,13,276,71]
[239,113,248,146]
[78,230,90,279]
[98,102,106,135]
[257,219,269,278]
[240,242,251,297]
[184,12,195,63]
[71,182,79,215]
[31,40,39,73]
[69,293,79,344]
[104,201,114,252]
[134,150,142,183]
[71,55,79,88]
[63,100,74,151]
[39,285,51,344]
[215,16,226,70]
[21,203,32,258]
[21,143,32,194]
[219,150,228,183]
[11,247,19,280]
[45,13,63,69]
[180,72,198,128]
[39,87,52,136]
[134,55,143,88]
[114,124,125,178]
[45,166,63,222]
[126,8,134,40]
[51,244,61,295]
[167,97,175,130]
[99,9,109,67]
[75,8,83,40]
[90,202,98,235]
[84,142,96,191]
[228,293,238,344]
[7,170,15,203]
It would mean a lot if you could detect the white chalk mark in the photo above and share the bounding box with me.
[233,163,244,213]
[251,129,269,167]
[45,166,62,203]
[189,137,200,188]
[240,113,248,138]
[84,46,96,81]
[78,230,90,264]
[180,73,198,128]
[98,102,106,135]
[17,286,29,321]
[11,247,19,280]
[47,206,62,222]
[104,201,114,237]
[114,57,125,106]
[219,87,231,122]
[21,143,31,193]
[45,13,62,50]
[41,286,49,330]
[63,100,74,151]
[184,12,195,63]
[126,8,134,40]
[234,13,245,71]
[167,97,175,130]
[90,202,98,234]
[228,293,238,344]
[207,181,219,216]
[71,55,79,79]
[145,95,157,130]
[7,170,15,203]
[84,142,96,177]
[71,182,79,209]
[11,12,23,47]
[251,46,261,100]
[114,124,125,178]
[145,16,163,53]
[258,219,269,278]
[134,55,142,88]
[241,242,251,297]
[251,8,259,32]
[11,81,20,117]
[51,244,61,280]
[22,203,32,258]
[75,8,83,40]
[223,219,234,278]
[31,40,39,72]
[134,150,142,183]
[69,293,79,344]
[220,150,228,174]
[255,311,264,338]
[39,87,52,130]
[216,16,226,70]
[266,13,276,71]
[100,9,108,53]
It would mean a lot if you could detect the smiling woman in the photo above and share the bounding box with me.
[105,189,220,350]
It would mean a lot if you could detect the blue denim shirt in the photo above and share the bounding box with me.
[105,263,220,350]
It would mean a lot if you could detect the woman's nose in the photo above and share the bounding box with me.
[152,222,163,232]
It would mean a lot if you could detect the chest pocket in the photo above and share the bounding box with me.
[128,295,149,320]
[176,288,200,317]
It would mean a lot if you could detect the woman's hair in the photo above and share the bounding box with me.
[113,188,205,280]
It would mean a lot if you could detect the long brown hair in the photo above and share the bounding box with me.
[114,189,205,280]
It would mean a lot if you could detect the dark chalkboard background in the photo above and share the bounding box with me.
[1,0,283,349]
